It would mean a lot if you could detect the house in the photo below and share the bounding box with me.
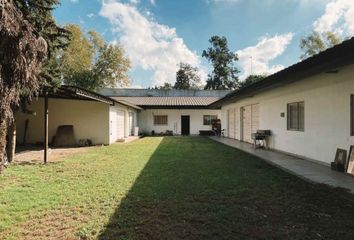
[16,86,142,146]
[16,37,354,167]
[211,37,354,165]
[100,89,230,135]
[16,87,229,149]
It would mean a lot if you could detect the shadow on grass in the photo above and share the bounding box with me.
[98,137,354,240]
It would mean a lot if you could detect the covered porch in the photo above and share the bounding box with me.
[14,86,115,163]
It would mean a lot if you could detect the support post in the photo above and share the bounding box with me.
[44,93,49,164]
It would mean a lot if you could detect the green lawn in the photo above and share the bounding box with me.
[1,137,354,239]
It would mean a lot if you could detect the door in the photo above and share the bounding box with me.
[242,106,252,143]
[181,116,190,135]
[128,112,134,136]
[241,104,260,143]
[117,111,125,140]
[234,108,239,140]
[228,108,235,138]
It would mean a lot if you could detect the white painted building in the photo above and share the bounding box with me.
[16,86,141,146]
[16,38,354,167]
[211,38,354,165]
[102,90,230,136]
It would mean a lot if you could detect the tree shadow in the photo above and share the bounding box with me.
[98,137,354,240]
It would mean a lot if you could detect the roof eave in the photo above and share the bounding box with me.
[210,37,354,108]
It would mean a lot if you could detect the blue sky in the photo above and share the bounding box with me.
[54,0,354,88]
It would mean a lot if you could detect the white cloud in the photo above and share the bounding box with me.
[130,0,140,5]
[208,0,240,3]
[236,33,294,80]
[69,0,79,3]
[87,13,95,18]
[150,0,156,6]
[100,1,206,86]
[314,0,354,35]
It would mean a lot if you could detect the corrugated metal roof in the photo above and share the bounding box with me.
[112,97,220,107]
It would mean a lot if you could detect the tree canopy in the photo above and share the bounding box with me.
[300,31,342,60]
[1,0,60,172]
[174,63,201,90]
[14,0,70,87]
[60,24,131,90]
[202,36,239,90]
[238,75,267,89]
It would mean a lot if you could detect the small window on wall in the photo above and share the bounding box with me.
[203,115,218,125]
[154,115,168,125]
[351,95,354,136]
[287,102,304,131]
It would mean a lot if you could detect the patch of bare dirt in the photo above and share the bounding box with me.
[13,146,97,164]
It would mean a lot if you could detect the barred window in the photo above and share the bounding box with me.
[203,115,217,125]
[287,102,304,131]
[154,115,168,125]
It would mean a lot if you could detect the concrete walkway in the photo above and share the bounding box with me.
[210,136,354,194]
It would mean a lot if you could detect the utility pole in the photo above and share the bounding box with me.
[250,56,253,75]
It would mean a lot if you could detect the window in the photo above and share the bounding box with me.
[203,115,218,125]
[287,102,304,131]
[154,115,168,125]
[351,95,354,136]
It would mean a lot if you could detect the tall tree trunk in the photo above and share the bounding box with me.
[8,119,16,163]
[0,118,7,174]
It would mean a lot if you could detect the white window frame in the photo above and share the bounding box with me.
[154,115,168,125]
[287,101,304,131]
[203,115,218,126]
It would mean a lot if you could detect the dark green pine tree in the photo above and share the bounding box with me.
[14,0,70,88]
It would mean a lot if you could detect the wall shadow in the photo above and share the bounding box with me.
[98,137,354,240]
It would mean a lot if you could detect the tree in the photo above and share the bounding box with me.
[3,1,69,165]
[202,36,239,90]
[300,31,342,60]
[238,75,267,89]
[155,82,173,90]
[174,63,201,90]
[0,0,50,173]
[14,0,70,87]
[61,25,131,90]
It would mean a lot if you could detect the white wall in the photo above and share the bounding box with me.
[16,98,110,145]
[138,109,221,135]
[109,104,138,143]
[222,64,354,164]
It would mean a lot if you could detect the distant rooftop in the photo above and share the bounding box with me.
[99,88,231,98]
[100,88,231,109]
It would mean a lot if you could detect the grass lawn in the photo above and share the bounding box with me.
[1,137,354,239]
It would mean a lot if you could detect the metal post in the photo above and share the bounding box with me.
[44,93,49,164]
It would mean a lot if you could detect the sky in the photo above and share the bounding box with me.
[53,0,354,88]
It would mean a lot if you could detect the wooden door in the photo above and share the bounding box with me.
[128,112,134,136]
[242,106,252,143]
[181,116,190,135]
[228,108,235,138]
[117,111,125,139]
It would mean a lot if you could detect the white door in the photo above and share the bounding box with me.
[117,111,125,140]
[241,104,259,143]
[251,104,260,135]
[242,105,252,143]
[228,108,235,139]
[128,112,134,136]
[234,108,239,140]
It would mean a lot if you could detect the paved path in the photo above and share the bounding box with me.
[210,136,354,194]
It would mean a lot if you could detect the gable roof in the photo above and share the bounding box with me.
[112,96,221,109]
[211,36,354,108]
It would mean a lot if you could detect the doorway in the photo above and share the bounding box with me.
[181,116,190,135]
